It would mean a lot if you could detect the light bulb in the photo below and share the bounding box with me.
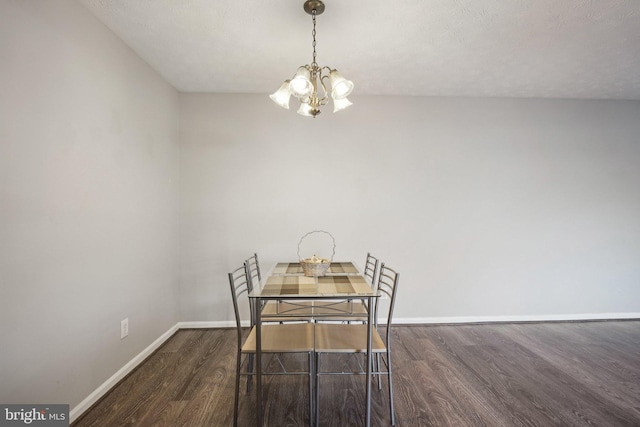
[289,67,313,98]
[328,70,354,100]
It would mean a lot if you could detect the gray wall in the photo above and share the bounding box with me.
[179,94,640,322]
[0,0,180,408]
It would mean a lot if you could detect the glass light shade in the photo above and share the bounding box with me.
[289,67,313,98]
[297,102,314,117]
[332,96,352,113]
[328,70,354,99]
[269,80,292,109]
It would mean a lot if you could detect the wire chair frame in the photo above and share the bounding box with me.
[363,252,379,287]
[245,253,261,326]
[229,261,315,427]
[314,262,400,426]
[246,252,262,286]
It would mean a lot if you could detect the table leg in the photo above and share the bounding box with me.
[366,295,373,427]
[256,297,263,427]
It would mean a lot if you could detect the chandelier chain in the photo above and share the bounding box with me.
[311,9,317,67]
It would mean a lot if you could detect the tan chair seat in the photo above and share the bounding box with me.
[314,323,386,353]
[242,323,314,353]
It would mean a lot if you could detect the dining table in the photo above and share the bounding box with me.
[248,261,380,427]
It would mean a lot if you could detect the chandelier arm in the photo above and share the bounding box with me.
[292,64,311,80]
[310,70,319,104]
[318,73,330,104]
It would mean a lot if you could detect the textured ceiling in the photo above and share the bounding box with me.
[79,0,640,100]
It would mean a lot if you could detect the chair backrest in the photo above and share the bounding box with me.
[363,252,379,287]
[246,253,261,291]
[245,253,263,326]
[373,263,400,342]
[228,262,252,350]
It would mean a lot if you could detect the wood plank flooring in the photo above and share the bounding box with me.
[72,321,640,426]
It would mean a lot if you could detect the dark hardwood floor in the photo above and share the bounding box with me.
[72,321,640,426]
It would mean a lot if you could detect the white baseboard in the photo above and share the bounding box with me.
[70,312,640,422]
[70,323,180,422]
[177,320,249,329]
[394,312,640,325]
[69,320,248,422]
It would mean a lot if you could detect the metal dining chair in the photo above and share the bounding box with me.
[313,263,400,426]
[229,262,315,427]
[351,252,380,319]
[246,253,317,323]
[246,253,262,290]
[363,252,380,287]
[245,253,262,326]
[313,252,379,323]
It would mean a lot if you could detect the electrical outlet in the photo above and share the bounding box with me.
[120,318,129,339]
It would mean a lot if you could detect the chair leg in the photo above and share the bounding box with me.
[309,351,314,426]
[315,352,321,427]
[376,353,382,390]
[387,349,395,426]
[233,352,241,427]
[246,353,254,392]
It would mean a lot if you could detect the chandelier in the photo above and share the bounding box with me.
[270,0,354,118]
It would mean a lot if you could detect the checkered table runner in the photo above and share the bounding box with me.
[271,261,359,275]
[261,274,373,297]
